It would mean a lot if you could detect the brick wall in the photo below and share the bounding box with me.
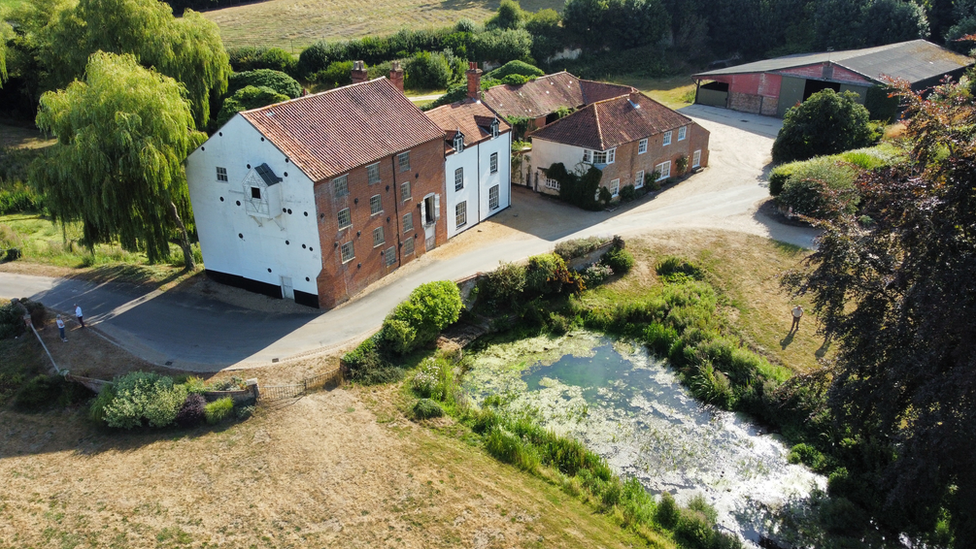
[596,122,710,193]
[313,138,446,309]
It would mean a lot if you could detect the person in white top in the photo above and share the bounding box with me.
[791,305,803,332]
[56,315,67,342]
[75,304,85,328]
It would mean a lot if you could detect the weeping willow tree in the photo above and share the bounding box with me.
[38,0,229,128]
[33,52,204,269]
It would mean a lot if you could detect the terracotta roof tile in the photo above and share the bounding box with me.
[529,93,695,151]
[425,99,511,154]
[482,71,635,119]
[240,78,445,182]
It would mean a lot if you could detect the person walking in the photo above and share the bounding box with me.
[56,315,67,342]
[75,304,85,328]
[791,305,803,331]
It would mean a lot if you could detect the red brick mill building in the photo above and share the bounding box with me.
[186,70,448,309]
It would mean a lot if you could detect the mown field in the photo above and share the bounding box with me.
[203,0,566,51]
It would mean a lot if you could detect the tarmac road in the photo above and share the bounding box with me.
[0,105,819,371]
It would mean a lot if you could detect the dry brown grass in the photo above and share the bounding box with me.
[203,0,566,51]
[616,75,698,111]
[0,121,54,150]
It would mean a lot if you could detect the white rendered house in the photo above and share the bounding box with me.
[426,99,513,239]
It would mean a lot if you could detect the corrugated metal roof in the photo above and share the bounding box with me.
[240,78,445,182]
[425,99,511,154]
[530,92,694,151]
[482,72,636,119]
[694,40,972,84]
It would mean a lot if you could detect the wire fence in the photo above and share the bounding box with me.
[256,367,343,403]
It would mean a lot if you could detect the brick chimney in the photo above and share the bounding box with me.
[389,61,404,92]
[351,60,368,84]
[466,62,482,101]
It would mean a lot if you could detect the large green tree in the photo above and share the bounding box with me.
[783,80,976,546]
[33,52,204,268]
[38,0,229,128]
[772,89,877,163]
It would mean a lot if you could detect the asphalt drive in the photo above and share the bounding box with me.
[0,105,819,371]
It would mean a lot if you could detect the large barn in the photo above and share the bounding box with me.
[693,40,973,118]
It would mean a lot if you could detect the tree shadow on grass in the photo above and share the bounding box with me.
[65,263,194,288]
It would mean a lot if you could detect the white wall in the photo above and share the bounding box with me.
[445,131,513,239]
[530,139,587,195]
[478,130,511,222]
[185,115,322,299]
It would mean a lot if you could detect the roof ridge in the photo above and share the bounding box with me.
[593,102,605,150]
[242,77,391,115]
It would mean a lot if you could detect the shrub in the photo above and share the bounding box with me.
[675,508,713,548]
[788,442,828,471]
[656,256,704,282]
[102,372,188,429]
[13,375,65,412]
[411,398,444,420]
[216,86,290,128]
[619,184,638,202]
[772,89,878,163]
[381,319,417,355]
[482,261,527,306]
[236,405,255,420]
[484,425,540,471]
[554,236,606,261]
[602,247,634,275]
[204,397,234,425]
[582,263,614,286]
[486,59,544,80]
[342,334,402,384]
[175,394,206,427]
[311,61,354,89]
[675,154,689,175]
[382,281,462,355]
[643,323,679,355]
[227,46,297,74]
[525,253,572,295]
[656,492,681,528]
[406,51,455,90]
[89,386,116,424]
[227,69,301,99]
[411,358,440,398]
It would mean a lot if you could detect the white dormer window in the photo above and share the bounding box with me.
[678,126,687,141]
[453,133,464,153]
[491,118,499,138]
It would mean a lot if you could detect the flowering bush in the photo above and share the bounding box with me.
[102,372,188,429]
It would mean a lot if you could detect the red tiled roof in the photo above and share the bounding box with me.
[529,92,694,150]
[240,78,445,182]
[425,99,512,154]
[481,71,635,119]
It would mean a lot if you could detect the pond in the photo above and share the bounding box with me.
[463,332,824,546]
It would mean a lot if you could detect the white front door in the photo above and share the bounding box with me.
[280,276,294,300]
[692,149,701,168]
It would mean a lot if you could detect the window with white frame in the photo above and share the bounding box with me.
[372,226,384,247]
[663,131,672,146]
[637,139,648,155]
[490,152,498,173]
[610,178,620,197]
[453,133,464,153]
[582,149,592,163]
[369,194,382,215]
[546,178,561,191]
[693,149,702,168]
[591,148,615,164]
[367,163,380,185]
[403,237,415,255]
[401,181,411,202]
[678,126,687,141]
[454,167,463,191]
[384,245,396,266]
[337,208,351,230]
[333,174,349,197]
[456,201,467,228]
[216,167,228,181]
[340,241,354,263]
[489,185,500,210]
[403,212,414,232]
[635,170,644,188]
[655,161,671,180]
[397,151,410,172]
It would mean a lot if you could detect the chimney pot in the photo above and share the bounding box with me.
[351,60,368,84]
[389,61,404,92]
